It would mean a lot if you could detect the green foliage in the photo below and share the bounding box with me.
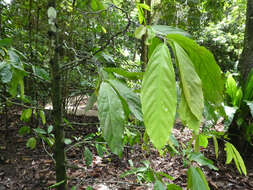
[136,3,151,24]
[212,136,219,159]
[151,25,192,38]
[187,166,210,190]
[108,79,142,121]
[167,34,224,105]
[20,108,33,122]
[188,152,218,170]
[0,38,12,47]
[135,25,147,39]
[225,73,242,106]
[39,110,46,125]
[104,67,143,80]
[18,126,30,136]
[0,48,26,99]
[141,43,177,150]
[97,82,125,155]
[84,147,93,167]
[225,142,247,175]
[223,69,253,144]
[173,42,203,131]
[121,160,175,187]
[26,137,36,149]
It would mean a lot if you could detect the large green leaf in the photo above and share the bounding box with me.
[108,79,143,121]
[187,166,210,190]
[141,43,177,150]
[168,34,224,105]
[173,42,203,130]
[97,82,125,155]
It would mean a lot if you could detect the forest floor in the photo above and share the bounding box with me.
[1,109,253,190]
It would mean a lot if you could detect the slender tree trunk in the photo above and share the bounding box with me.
[48,0,67,189]
[228,0,253,155]
[140,0,151,71]
[239,0,253,82]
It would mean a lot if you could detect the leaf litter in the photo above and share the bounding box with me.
[0,112,253,189]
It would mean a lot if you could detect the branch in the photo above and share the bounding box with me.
[93,4,132,56]
[60,4,132,72]
[0,94,45,110]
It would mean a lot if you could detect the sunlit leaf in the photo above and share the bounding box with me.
[141,43,177,150]
[64,138,72,145]
[20,108,33,122]
[168,34,224,105]
[198,134,209,148]
[173,42,203,121]
[135,25,146,39]
[39,110,46,125]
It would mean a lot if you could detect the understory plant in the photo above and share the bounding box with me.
[95,24,247,189]
[225,70,253,152]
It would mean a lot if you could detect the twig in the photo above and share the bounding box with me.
[62,122,99,127]
[41,139,55,163]
[0,94,45,110]
[65,140,106,153]
[80,177,150,187]
[93,4,131,56]
[60,4,132,72]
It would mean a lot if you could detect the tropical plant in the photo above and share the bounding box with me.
[95,23,246,189]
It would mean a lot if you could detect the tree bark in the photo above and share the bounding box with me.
[140,0,151,71]
[48,0,67,189]
[239,0,253,82]
[228,0,253,155]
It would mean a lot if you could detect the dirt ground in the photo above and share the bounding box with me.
[1,111,253,190]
